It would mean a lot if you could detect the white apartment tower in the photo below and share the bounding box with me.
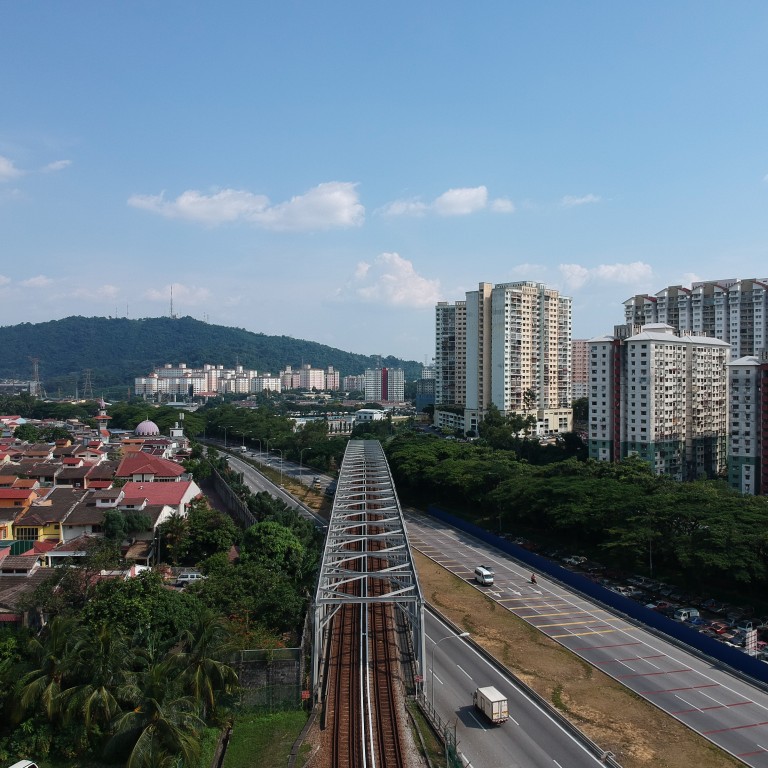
[589,323,729,480]
[624,278,768,359]
[435,281,572,433]
[364,367,405,403]
[489,282,572,413]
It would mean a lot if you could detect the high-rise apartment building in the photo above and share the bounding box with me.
[624,278,768,359]
[364,367,405,402]
[589,323,729,480]
[571,339,590,401]
[435,281,572,432]
[434,300,466,407]
[488,281,572,413]
[727,352,768,495]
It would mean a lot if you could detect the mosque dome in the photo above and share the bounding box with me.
[135,419,161,436]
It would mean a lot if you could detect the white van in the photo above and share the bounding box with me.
[474,566,494,586]
[9,761,40,768]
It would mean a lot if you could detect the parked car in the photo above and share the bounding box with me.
[175,570,205,587]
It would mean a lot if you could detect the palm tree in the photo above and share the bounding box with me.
[16,615,78,723]
[173,610,238,718]
[107,659,203,768]
[59,622,133,733]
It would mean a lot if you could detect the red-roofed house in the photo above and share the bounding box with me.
[120,480,201,516]
[116,454,186,482]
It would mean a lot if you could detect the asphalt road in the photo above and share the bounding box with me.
[224,451,327,528]
[426,610,609,768]
[409,510,768,767]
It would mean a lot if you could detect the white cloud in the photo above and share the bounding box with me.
[490,197,515,213]
[21,275,52,288]
[0,156,23,181]
[559,264,591,290]
[144,283,211,306]
[561,193,601,208]
[380,185,513,217]
[559,261,653,291]
[433,186,488,216]
[347,252,440,307]
[42,159,72,173]
[0,275,10,287]
[128,181,364,231]
[378,198,429,217]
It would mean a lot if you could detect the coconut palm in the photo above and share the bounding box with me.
[107,658,203,768]
[16,615,78,722]
[173,610,238,718]
[59,622,134,733]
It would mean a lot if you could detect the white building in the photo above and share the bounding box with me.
[589,323,729,480]
[364,368,405,402]
[435,281,573,435]
[624,278,768,360]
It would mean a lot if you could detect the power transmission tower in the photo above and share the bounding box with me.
[29,357,46,399]
[83,369,94,400]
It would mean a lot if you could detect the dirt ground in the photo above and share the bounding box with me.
[415,551,741,768]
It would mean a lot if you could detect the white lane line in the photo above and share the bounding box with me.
[456,664,473,680]
[675,694,701,711]
[433,673,443,685]
[699,691,728,707]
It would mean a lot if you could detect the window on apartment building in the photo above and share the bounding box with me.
[15,527,38,540]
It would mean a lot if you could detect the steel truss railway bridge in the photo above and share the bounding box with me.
[312,439,425,701]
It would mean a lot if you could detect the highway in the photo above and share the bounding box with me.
[223,450,328,528]
[409,510,768,767]
[426,609,609,768]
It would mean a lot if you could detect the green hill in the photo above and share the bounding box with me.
[0,316,423,396]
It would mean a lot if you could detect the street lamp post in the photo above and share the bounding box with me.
[273,449,284,484]
[299,447,312,483]
[252,438,262,461]
[223,426,229,449]
[430,631,470,709]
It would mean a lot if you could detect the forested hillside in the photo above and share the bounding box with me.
[0,315,421,394]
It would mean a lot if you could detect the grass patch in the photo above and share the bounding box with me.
[551,684,568,713]
[222,710,308,768]
[196,726,222,768]
[407,701,446,768]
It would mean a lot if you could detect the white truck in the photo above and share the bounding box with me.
[473,685,508,724]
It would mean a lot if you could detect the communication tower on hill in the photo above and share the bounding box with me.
[83,369,94,400]
[29,357,46,399]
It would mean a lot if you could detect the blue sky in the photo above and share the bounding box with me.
[2,2,767,363]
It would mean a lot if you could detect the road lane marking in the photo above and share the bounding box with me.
[550,629,620,638]
[456,664,473,680]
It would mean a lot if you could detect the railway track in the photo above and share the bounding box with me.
[325,510,407,767]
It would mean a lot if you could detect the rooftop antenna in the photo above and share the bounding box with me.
[170,284,175,319]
